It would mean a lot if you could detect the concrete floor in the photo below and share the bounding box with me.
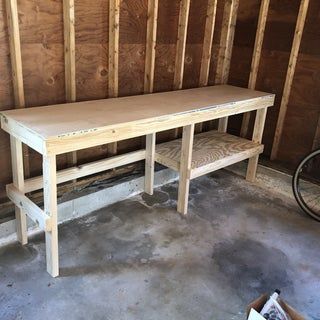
[0,170,319,320]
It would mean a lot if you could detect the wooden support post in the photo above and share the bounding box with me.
[172,0,190,138]
[173,0,190,90]
[108,0,120,156]
[144,0,158,94]
[6,0,30,178]
[43,155,59,277]
[145,133,156,195]
[215,0,239,133]
[271,0,310,160]
[143,0,158,191]
[197,0,217,133]
[10,136,28,245]
[240,0,270,138]
[63,0,77,166]
[199,0,217,87]
[246,107,267,182]
[177,123,194,215]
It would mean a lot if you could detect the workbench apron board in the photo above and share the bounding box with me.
[0,85,275,277]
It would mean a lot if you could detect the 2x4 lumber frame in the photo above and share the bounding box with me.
[144,0,158,94]
[270,0,310,160]
[144,0,158,194]
[246,107,268,182]
[215,0,239,133]
[43,155,59,277]
[145,134,156,195]
[199,0,218,87]
[6,184,51,232]
[177,124,194,215]
[240,0,270,138]
[18,150,146,194]
[173,0,191,139]
[173,0,191,91]
[197,0,218,133]
[10,136,28,244]
[108,0,120,156]
[6,0,30,178]
[63,0,77,166]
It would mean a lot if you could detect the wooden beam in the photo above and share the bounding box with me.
[144,0,158,94]
[271,0,310,160]
[240,0,270,138]
[63,0,77,166]
[10,136,28,244]
[6,0,30,177]
[215,0,239,133]
[43,155,59,277]
[7,184,51,231]
[177,124,194,215]
[199,0,217,87]
[63,0,76,103]
[145,134,156,195]
[19,150,146,193]
[173,0,191,90]
[173,0,191,138]
[246,107,268,182]
[108,0,120,156]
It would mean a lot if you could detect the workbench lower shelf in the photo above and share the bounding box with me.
[155,130,264,179]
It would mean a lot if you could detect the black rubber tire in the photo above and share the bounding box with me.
[292,149,320,221]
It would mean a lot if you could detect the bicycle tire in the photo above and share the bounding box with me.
[292,149,320,221]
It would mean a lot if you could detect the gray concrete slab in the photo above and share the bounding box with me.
[0,171,319,320]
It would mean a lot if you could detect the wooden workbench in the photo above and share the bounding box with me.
[0,85,274,277]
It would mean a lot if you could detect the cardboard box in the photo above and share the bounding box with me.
[247,294,305,320]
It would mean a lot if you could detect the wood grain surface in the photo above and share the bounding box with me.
[155,130,263,171]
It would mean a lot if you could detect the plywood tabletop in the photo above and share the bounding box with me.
[1,85,273,140]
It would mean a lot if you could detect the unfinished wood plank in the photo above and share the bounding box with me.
[240,0,270,138]
[271,0,310,160]
[21,150,146,193]
[215,0,239,133]
[1,86,275,155]
[199,0,217,87]
[173,0,191,90]
[43,155,59,277]
[10,136,28,244]
[63,0,76,103]
[177,124,194,215]
[108,0,120,156]
[63,0,77,166]
[6,0,30,178]
[6,184,51,231]
[144,0,158,93]
[246,107,267,182]
[155,130,263,176]
[145,133,156,195]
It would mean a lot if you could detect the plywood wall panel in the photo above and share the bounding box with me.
[75,44,108,101]
[75,0,108,44]
[21,44,65,107]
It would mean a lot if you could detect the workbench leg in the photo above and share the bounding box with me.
[10,136,28,245]
[43,155,59,277]
[246,108,267,182]
[177,124,194,215]
[145,133,156,195]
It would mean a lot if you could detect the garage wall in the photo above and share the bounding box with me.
[0,0,320,213]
